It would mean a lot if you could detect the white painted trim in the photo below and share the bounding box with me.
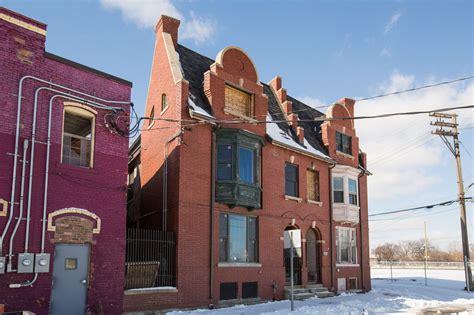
[307,199,323,206]
[336,264,360,267]
[284,195,303,203]
[162,32,183,84]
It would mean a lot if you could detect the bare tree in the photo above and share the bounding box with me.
[374,243,400,260]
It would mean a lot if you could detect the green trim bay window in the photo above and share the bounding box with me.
[216,129,264,209]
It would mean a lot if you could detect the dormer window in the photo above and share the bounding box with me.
[224,85,253,118]
[336,131,352,155]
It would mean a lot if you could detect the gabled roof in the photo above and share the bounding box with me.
[176,44,332,162]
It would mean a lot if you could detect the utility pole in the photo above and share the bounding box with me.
[430,112,472,291]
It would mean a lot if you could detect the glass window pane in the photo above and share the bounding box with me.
[349,179,357,193]
[334,191,344,203]
[333,177,343,190]
[239,147,254,183]
[285,163,298,196]
[217,145,233,180]
[64,112,92,138]
[228,215,247,262]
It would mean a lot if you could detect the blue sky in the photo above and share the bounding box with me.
[3,0,473,250]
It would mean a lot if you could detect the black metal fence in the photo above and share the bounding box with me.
[125,228,176,289]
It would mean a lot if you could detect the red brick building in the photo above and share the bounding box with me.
[0,8,132,314]
[126,15,371,312]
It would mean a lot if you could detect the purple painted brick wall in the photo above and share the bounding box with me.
[0,7,131,314]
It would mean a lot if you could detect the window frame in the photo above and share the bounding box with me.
[61,104,96,168]
[161,93,168,113]
[224,84,254,119]
[216,143,260,187]
[285,162,299,197]
[333,177,344,203]
[336,227,357,265]
[148,106,155,128]
[219,213,258,263]
[336,131,352,156]
[238,146,256,184]
[307,169,320,202]
[348,178,358,206]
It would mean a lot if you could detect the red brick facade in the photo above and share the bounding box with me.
[125,15,370,312]
[0,8,131,314]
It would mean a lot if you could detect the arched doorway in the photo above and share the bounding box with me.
[306,228,322,284]
[284,225,302,285]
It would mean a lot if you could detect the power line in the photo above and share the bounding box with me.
[368,198,471,217]
[290,75,474,112]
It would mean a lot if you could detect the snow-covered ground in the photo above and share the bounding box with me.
[168,268,474,314]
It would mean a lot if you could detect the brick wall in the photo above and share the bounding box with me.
[126,15,370,312]
[0,8,131,314]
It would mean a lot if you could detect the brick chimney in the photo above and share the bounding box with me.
[269,76,292,115]
[296,126,305,144]
[155,15,181,48]
[288,113,298,129]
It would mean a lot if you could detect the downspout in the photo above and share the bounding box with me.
[209,128,216,308]
[7,139,29,272]
[328,162,336,291]
[163,130,183,231]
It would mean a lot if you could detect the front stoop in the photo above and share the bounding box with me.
[284,284,335,300]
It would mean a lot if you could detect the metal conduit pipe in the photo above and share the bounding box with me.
[9,272,38,288]
[24,86,123,252]
[40,94,121,252]
[1,75,130,257]
[7,139,29,272]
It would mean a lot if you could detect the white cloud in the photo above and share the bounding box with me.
[355,71,474,201]
[100,0,216,44]
[380,48,391,58]
[384,11,402,34]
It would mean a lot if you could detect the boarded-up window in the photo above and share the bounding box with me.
[220,282,238,300]
[242,282,258,299]
[307,170,320,201]
[225,85,253,117]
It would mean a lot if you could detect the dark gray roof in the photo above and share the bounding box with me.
[176,44,330,159]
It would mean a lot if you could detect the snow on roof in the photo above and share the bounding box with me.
[188,95,214,119]
[266,114,333,162]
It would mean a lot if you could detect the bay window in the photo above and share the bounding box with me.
[215,129,264,209]
[336,227,357,264]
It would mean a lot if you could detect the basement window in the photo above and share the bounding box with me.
[62,107,95,168]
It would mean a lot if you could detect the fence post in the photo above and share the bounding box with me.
[390,259,393,282]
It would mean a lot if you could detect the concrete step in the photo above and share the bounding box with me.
[284,288,308,295]
[308,287,329,293]
[316,291,335,298]
[306,283,323,288]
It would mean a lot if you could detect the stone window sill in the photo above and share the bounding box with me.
[218,262,262,268]
[146,121,155,130]
[336,150,355,160]
[160,106,169,116]
[284,195,303,203]
[336,264,360,267]
[124,287,178,295]
[307,199,323,206]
